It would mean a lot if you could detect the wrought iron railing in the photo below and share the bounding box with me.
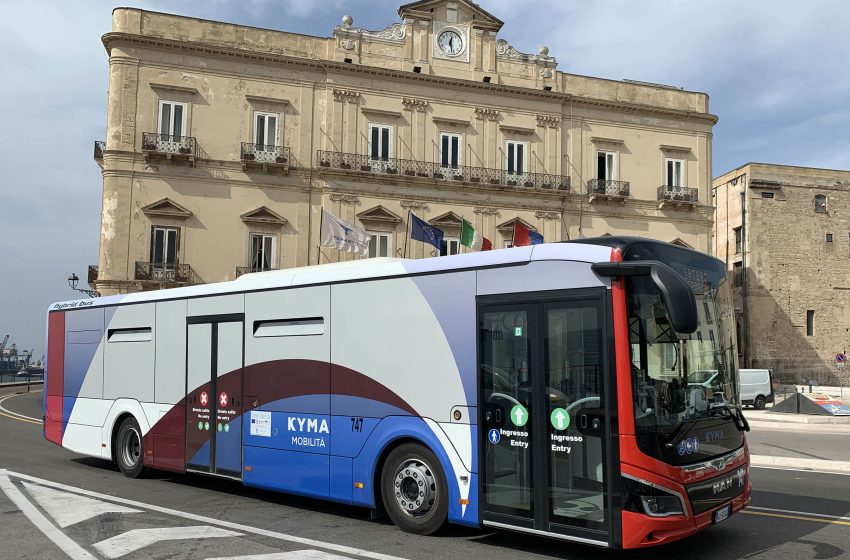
[240,143,291,166]
[316,150,570,191]
[657,185,698,203]
[142,133,196,157]
[87,265,99,285]
[94,141,106,161]
[236,266,278,277]
[134,261,199,284]
[587,179,630,197]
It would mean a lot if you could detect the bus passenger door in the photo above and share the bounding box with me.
[185,315,244,479]
[479,291,611,544]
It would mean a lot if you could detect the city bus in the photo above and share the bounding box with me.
[44,237,751,548]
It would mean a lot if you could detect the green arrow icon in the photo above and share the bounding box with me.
[197,421,203,430]
[550,408,570,431]
[217,422,223,432]
[510,404,528,427]
[204,421,209,431]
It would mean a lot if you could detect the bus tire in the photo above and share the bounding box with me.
[380,443,448,535]
[115,417,145,478]
[754,395,766,410]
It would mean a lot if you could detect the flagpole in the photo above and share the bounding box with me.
[511,221,516,248]
[317,209,324,265]
[403,208,412,258]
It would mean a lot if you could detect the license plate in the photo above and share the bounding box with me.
[713,504,732,525]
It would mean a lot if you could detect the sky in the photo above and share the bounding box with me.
[0,0,848,358]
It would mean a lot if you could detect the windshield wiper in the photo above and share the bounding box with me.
[709,403,750,432]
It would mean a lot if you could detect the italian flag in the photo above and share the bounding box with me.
[461,219,492,251]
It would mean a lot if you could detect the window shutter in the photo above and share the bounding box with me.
[507,143,515,174]
[451,136,459,168]
[441,135,449,167]
[370,127,379,159]
[172,104,183,138]
[160,104,171,137]
[267,116,277,147]
[516,143,524,175]
[381,127,390,160]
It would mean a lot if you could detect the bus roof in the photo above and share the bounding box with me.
[49,241,614,310]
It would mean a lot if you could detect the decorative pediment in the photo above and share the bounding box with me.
[399,0,504,30]
[357,205,402,224]
[429,211,463,228]
[141,198,192,219]
[240,206,287,226]
[670,238,693,248]
[497,217,536,234]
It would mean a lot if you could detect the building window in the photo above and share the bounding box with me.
[441,237,460,256]
[709,330,716,350]
[506,141,527,175]
[665,158,684,187]
[703,301,712,323]
[732,261,743,287]
[368,123,392,161]
[597,150,617,180]
[503,240,514,249]
[253,111,279,149]
[440,132,461,168]
[815,194,827,213]
[806,310,815,336]
[158,101,187,140]
[151,226,179,265]
[367,232,392,258]
[761,191,774,199]
[249,233,275,271]
[733,227,742,254]
[696,331,703,342]
[827,233,834,243]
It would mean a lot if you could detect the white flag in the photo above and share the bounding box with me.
[320,209,370,257]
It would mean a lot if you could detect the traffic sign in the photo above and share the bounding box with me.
[219,391,228,407]
[488,429,500,444]
[200,391,208,406]
[837,353,845,363]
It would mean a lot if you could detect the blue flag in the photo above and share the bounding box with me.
[410,214,444,250]
[529,231,544,245]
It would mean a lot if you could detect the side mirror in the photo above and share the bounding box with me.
[591,260,699,334]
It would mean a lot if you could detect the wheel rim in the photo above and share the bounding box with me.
[121,427,141,468]
[393,458,437,517]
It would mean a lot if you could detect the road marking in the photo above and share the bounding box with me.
[746,505,850,523]
[22,481,141,528]
[5,470,408,560]
[0,471,97,560]
[0,392,42,424]
[743,510,850,526]
[752,465,850,477]
[206,551,356,560]
[93,526,242,559]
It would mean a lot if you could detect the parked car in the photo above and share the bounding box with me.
[739,368,774,409]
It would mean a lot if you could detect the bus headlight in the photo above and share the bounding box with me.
[623,474,687,518]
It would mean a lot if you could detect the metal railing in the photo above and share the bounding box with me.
[142,133,196,157]
[316,150,570,191]
[657,185,698,203]
[134,261,199,284]
[240,143,291,166]
[94,141,105,161]
[587,179,630,197]
[87,265,99,285]
[236,266,278,277]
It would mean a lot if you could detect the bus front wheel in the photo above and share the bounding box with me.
[115,417,145,478]
[380,443,448,535]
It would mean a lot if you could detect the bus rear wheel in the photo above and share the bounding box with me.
[115,417,144,478]
[380,443,447,535]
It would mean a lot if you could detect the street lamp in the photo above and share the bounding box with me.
[67,273,100,298]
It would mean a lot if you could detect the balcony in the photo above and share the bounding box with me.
[142,133,196,165]
[657,185,699,210]
[87,265,99,286]
[236,266,278,278]
[316,151,570,192]
[587,179,630,204]
[240,143,291,173]
[94,141,105,162]
[134,261,199,286]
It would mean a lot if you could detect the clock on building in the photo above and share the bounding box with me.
[437,29,463,56]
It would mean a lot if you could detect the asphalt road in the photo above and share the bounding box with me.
[2,387,850,560]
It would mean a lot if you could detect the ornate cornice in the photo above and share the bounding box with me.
[328,193,359,204]
[333,88,360,102]
[402,97,428,111]
[475,107,499,121]
[400,200,428,210]
[473,207,500,215]
[535,211,560,220]
[101,32,719,125]
[336,22,406,43]
[536,114,561,128]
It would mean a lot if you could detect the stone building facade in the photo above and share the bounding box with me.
[91,0,717,296]
[713,163,850,384]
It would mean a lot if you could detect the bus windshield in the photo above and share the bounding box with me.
[623,246,741,460]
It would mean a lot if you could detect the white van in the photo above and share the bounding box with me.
[739,368,774,409]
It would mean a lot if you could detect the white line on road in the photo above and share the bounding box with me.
[206,550,357,560]
[748,506,850,523]
[0,392,42,422]
[22,481,141,528]
[752,465,850,477]
[93,526,242,559]
[5,470,409,560]
[0,470,97,560]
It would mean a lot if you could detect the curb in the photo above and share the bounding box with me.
[751,454,850,473]
[0,381,44,389]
